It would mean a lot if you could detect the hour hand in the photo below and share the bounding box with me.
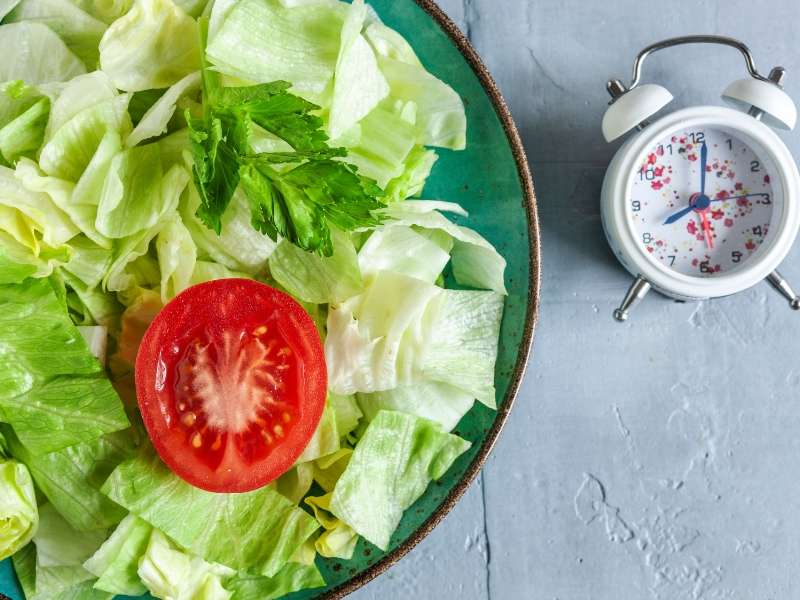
[663,204,694,225]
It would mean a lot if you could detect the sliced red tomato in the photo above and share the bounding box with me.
[135,279,327,493]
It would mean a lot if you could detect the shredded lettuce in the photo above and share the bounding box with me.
[0,278,129,454]
[379,200,507,294]
[269,227,362,304]
[0,22,86,84]
[4,0,108,69]
[102,451,320,576]
[99,0,201,92]
[330,410,470,550]
[224,562,326,600]
[83,514,151,596]
[32,504,105,568]
[0,459,37,561]
[357,381,474,433]
[327,0,388,140]
[137,529,234,600]
[5,428,135,532]
[206,0,346,95]
[127,71,201,147]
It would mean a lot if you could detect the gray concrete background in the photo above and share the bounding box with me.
[354,1,800,599]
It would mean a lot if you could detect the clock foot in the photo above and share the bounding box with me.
[614,276,652,322]
[766,270,800,310]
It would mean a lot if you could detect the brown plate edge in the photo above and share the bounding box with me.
[321,0,542,597]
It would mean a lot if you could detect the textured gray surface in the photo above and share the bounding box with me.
[353,1,800,599]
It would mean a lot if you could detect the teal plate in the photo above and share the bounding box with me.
[0,0,539,598]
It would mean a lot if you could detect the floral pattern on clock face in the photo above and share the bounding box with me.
[629,127,774,277]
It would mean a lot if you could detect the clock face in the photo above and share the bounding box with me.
[628,127,775,277]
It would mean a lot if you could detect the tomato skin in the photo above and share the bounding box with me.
[135,279,327,493]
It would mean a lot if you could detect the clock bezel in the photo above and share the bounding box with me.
[602,105,800,300]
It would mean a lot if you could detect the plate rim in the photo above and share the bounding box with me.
[322,0,541,597]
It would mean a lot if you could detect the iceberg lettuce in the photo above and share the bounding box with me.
[99,0,201,92]
[4,0,108,68]
[0,22,86,84]
[269,227,362,304]
[0,278,129,454]
[102,451,320,576]
[327,0,389,140]
[84,514,151,596]
[0,459,38,561]
[206,0,346,96]
[127,71,201,147]
[329,410,470,550]
[378,200,507,294]
[137,529,234,600]
[357,381,474,433]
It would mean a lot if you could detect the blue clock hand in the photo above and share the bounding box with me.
[663,204,695,225]
[700,141,708,196]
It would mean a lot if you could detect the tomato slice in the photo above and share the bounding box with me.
[135,279,327,493]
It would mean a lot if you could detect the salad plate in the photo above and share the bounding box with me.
[0,0,539,598]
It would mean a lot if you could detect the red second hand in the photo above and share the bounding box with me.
[699,210,714,249]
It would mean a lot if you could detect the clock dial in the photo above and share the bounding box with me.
[629,127,775,277]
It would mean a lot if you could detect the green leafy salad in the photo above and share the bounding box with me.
[0,0,507,598]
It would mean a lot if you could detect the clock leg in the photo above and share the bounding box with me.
[613,276,652,322]
[766,270,800,310]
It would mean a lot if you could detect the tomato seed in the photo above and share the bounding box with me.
[282,412,291,423]
[253,325,268,335]
[273,424,284,437]
[191,432,202,448]
[211,435,222,451]
[181,412,197,427]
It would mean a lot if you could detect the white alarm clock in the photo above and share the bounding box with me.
[600,35,800,321]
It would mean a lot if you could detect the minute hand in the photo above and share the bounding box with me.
[700,141,708,196]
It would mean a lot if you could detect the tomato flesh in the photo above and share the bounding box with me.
[135,279,327,493]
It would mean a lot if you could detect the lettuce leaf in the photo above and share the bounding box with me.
[206,0,346,95]
[5,0,108,68]
[5,427,135,532]
[357,381,474,433]
[225,562,325,600]
[43,71,119,145]
[83,513,151,596]
[127,71,201,147]
[0,22,86,84]
[95,143,190,238]
[102,451,320,576]
[378,200,507,294]
[138,529,234,600]
[156,213,196,301]
[376,55,466,150]
[39,93,132,182]
[0,278,129,453]
[330,410,470,550]
[0,96,49,164]
[0,459,38,561]
[358,224,450,283]
[15,157,111,250]
[325,269,441,395]
[304,493,357,559]
[99,0,201,92]
[325,271,504,406]
[383,145,438,203]
[297,401,339,464]
[327,0,388,140]
[269,227,362,304]
[181,186,276,275]
[32,503,106,568]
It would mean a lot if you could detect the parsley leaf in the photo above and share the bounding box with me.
[188,74,384,255]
